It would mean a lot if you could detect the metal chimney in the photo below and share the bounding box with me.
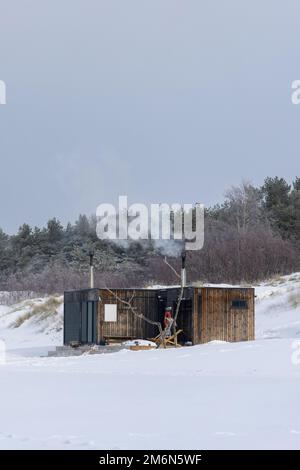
[181,250,186,288]
[89,251,94,289]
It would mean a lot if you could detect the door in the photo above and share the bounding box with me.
[81,301,97,344]
[173,298,193,342]
[64,301,81,345]
[231,310,248,342]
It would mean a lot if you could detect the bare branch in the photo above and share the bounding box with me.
[105,287,164,332]
[159,256,185,348]
[106,256,184,349]
[163,256,181,280]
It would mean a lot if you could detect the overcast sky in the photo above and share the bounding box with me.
[0,0,300,233]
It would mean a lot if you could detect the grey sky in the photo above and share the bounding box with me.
[0,0,299,233]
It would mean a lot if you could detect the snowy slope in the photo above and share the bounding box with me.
[255,273,300,340]
[0,296,63,354]
[0,275,300,450]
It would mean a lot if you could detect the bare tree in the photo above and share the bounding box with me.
[105,254,185,349]
[105,288,165,347]
[162,256,184,347]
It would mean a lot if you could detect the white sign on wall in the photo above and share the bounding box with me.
[104,304,117,322]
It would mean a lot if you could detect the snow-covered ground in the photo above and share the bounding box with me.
[0,274,300,449]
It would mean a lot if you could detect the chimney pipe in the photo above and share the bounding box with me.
[181,250,186,288]
[89,251,94,289]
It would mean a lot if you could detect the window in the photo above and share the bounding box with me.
[104,304,117,322]
[232,300,248,309]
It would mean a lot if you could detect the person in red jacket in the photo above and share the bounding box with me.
[164,307,174,337]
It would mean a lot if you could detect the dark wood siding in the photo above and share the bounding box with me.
[98,289,158,341]
[156,287,194,342]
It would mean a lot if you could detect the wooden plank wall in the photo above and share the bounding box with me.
[98,289,158,341]
[196,288,255,343]
[227,289,255,342]
[192,288,199,344]
[201,288,227,342]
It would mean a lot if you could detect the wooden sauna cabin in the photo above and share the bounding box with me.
[64,286,255,346]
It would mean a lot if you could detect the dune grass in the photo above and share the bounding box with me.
[11,296,62,329]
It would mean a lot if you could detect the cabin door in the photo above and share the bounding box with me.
[231,310,248,342]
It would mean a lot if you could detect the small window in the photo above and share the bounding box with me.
[104,304,117,322]
[232,300,248,309]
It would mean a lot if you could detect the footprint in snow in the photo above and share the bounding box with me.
[62,439,72,445]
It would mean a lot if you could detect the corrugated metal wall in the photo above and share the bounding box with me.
[64,289,99,345]
[64,300,81,344]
